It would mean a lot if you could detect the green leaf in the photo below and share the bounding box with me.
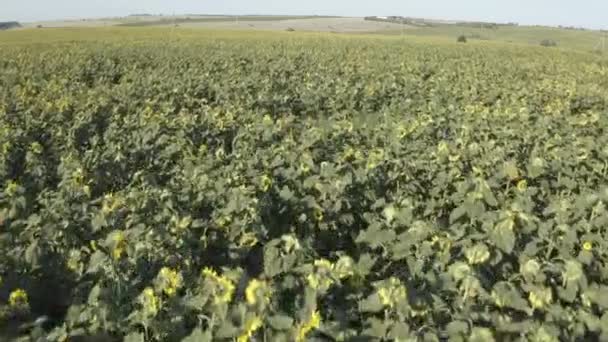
[579,310,601,332]
[356,225,396,248]
[383,205,397,224]
[268,315,294,330]
[86,250,108,274]
[464,199,485,219]
[87,284,102,305]
[449,262,471,281]
[446,321,469,338]
[359,293,385,313]
[469,327,494,342]
[490,218,516,254]
[124,332,144,342]
[91,214,107,232]
[215,321,238,339]
[181,293,208,310]
[363,317,389,338]
[465,243,490,265]
[182,328,212,342]
[191,219,205,228]
[503,161,520,180]
[563,260,584,285]
[480,180,498,207]
[355,253,376,277]
[578,250,594,265]
[388,321,411,339]
[521,259,541,278]
[25,240,41,268]
[64,304,84,325]
[492,282,532,315]
[530,325,559,342]
[264,245,282,277]
[449,205,467,224]
[278,186,294,201]
[423,331,440,342]
[527,157,545,178]
[584,286,608,309]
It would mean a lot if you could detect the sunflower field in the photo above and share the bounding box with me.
[1,28,608,341]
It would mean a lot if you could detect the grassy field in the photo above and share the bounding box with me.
[5,22,606,53]
[23,16,414,34]
[0,27,607,341]
[169,17,415,33]
[376,23,606,52]
[116,15,337,27]
[17,15,606,52]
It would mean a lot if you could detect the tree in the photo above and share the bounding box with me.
[540,39,557,47]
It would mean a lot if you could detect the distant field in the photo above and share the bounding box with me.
[15,15,608,52]
[116,15,335,27]
[170,17,415,33]
[26,16,412,34]
[21,15,327,29]
[1,26,608,342]
[374,23,606,52]
[21,19,120,28]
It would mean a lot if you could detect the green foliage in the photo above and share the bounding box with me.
[457,35,467,43]
[0,28,607,341]
[0,22,21,30]
[541,39,558,47]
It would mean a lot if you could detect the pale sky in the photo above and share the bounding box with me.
[2,0,607,29]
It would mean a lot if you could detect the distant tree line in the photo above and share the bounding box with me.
[364,16,519,29]
[364,16,432,27]
[0,22,21,30]
[457,22,519,29]
[557,25,588,31]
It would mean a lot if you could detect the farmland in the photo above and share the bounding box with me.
[12,15,605,52]
[1,27,608,341]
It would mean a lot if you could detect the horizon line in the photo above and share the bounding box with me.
[3,13,605,31]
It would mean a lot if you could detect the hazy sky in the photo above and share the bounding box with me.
[2,0,607,29]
